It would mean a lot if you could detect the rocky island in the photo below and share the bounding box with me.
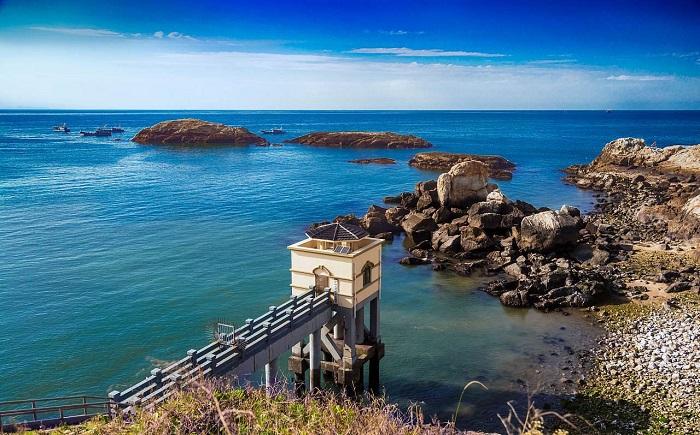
[286,131,432,149]
[408,151,516,180]
[348,157,397,165]
[132,119,268,146]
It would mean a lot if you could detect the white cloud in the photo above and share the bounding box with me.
[29,26,125,38]
[606,74,673,81]
[350,47,505,57]
[528,59,577,65]
[29,26,196,41]
[1,43,697,110]
[166,31,196,41]
[379,30,425,36]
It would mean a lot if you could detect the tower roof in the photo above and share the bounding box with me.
[305,222,369,241]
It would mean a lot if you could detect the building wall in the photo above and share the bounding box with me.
[289,239,382,309]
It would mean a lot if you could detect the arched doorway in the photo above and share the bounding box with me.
[313,266,331,293]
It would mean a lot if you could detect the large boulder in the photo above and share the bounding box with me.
[408,152,516,180]
[362,205,400,235]
[132,119,267,146]
[460,226,494,253]
[437,160,490,208]
[401,212,438,242]
[286,132,432,149]
[517,208,581,252]
[466,200,524,230]
[385,206,410,225]
[676,194,700,238]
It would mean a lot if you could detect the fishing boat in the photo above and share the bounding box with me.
[52,123,70,133]
[80,128,112,137]
[261,127,285,135]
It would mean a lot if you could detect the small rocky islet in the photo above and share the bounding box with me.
[285,131,432,149]
[348,157,397,165]
[131,118,268,146]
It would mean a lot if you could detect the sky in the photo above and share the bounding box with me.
[0,0,699,109]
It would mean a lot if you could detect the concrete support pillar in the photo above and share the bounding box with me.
[355,306,365,344]
[292,339,306,396]
[369,355,380,394]
[333,322,343,340]
[370,296,380,342]
[309,329,321,391]
[265,357,278,395]
[342,310,356,369]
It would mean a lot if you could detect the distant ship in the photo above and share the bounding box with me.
[261,127,285,135]
[52,123,70,133]
[80,128,112,137]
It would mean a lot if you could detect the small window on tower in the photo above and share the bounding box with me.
[362,263,372,287]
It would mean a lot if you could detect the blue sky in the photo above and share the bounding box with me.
[1,0,699,109]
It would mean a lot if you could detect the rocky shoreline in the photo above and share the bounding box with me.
[314,137,700,431]
[317,138,699,313]
[567,294,700,433]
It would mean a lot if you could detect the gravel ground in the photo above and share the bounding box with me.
[566,294,700,434]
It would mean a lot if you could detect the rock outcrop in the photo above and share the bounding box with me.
[132,119,267,146]
[565,137,700,240]
[348,158,396,165]
[589,137,700,174]
[436,160,491,208]
[409,152,516,180]
[286,132,432,149]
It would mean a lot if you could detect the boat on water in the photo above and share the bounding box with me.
[80,128,112,137]
[261,127,285,135]
[52,123,70,133]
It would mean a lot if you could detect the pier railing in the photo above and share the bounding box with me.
[110,288,333,412]
[0,288,335,429]
[0,395,112,432]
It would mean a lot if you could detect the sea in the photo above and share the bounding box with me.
[1,110,699,431]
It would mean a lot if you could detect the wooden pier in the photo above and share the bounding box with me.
[0,223,385,431]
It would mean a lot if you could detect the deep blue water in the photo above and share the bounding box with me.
[1,110,699,430]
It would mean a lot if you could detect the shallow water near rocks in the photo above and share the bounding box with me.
[1,110,699,431]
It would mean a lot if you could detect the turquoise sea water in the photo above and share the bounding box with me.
[1,110,699,430]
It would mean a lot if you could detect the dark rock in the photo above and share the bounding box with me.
[348,157,396,164]
[460,226,495,253]
[401,212,437,239]
[385,206,410,225]
[666,281,692,293]
[432,206,454,224]
[399,256,431,266]
[500,290,530,307]
[287,131,432,149]
[657,270,681,283]
[374,232,393,241]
